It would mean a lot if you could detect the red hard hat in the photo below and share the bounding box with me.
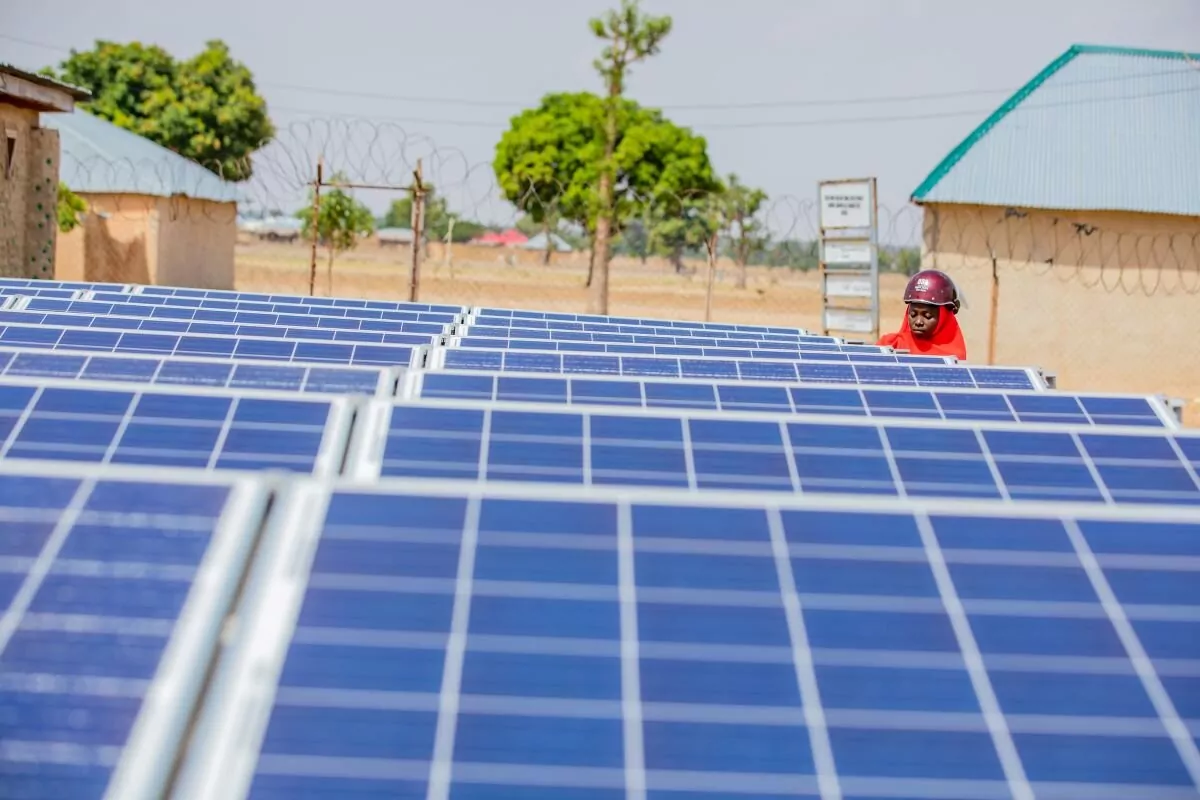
[904,269,960,314]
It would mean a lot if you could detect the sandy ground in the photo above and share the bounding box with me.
[236,240,1197,427]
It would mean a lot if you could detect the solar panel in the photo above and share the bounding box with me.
[173,479,1200,800]
[345,399,1200,506]
[473,305,816,335]
[0,461,270,800]
[402,370,1178,428]
[0,380,354,475]
[0,308,444,347]
[451,336,955,364]
[16,294,460,326]
[429,347,1044,391]
[10,298,452,335]
[0,277,130,293]
[471,314,832,342]
[0,323,424,367]
[0,346,395,396]
[458,325,893,352]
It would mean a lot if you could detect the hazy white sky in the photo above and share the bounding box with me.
[5,0,1198,238]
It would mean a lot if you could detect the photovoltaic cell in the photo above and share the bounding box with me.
[0,383,347,474]
[434,348,1041,390]
[0,347,390,396]
[0,309,440,347]
[460,325,893,352]
[361,401,1200,505]
[410,371,1172,428]
[454,335,953,363]
[471,314,829,341]
[24,296,453,326]
[0,323,419,367]
[474,305,815,335]
[0,466,266,800]
[0,278,124,292]
[175,482,1200,800]
[13,299,451,335]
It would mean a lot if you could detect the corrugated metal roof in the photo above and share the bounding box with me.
[0,63,91,101]
[912,45,1200,217]
[41,109,241,203]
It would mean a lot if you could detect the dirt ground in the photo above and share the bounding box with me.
[236,240,1197,427]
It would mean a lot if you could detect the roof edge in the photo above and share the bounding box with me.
[1073,43,1200,61]
[0,63,91,103]
[910,45,1084,202]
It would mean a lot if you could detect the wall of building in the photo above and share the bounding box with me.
[921,202,1200,426]
[0,103,60,279]
[55,193,235,288]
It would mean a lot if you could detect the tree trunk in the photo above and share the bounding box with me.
[586,233,596,288]
[671,247,685,275]
[588,72,621,315]
[542,218,553,266]
[326,246,336,296]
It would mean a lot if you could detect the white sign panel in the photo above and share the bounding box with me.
[826,274,874,299]
[824,308,876,334]
[819,181,873,230]
[823,241,872,265]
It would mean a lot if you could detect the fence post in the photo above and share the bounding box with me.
[408,159,425,302]
[704,231,719,322]
[308,156,323,296]
[987,253,1000,365]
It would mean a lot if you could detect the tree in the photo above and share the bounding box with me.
[46,39,274,181]
[380,186,488,243]
[296,172,375,281]
[494,91,718,278]
[588,0,673,314]
[57,183,88,234]
[718,174,769,289]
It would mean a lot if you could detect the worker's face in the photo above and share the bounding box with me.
[908,303,940,338]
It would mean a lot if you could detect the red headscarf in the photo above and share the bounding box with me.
[878,306,968,361]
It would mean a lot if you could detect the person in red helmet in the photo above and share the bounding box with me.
[878,269,968,361]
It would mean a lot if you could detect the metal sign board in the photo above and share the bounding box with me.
[823,241,872,266]
[819,181,874,230]
[824,308,876,334]
[826,274,874,299]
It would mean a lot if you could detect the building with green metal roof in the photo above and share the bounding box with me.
[909,44,1200,426]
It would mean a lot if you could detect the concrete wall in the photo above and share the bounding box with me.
[921,202,1200,426]
[55,193,235,288]
[0,103,60,278]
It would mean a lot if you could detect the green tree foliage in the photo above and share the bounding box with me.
[56,183,88,234]
[494,91,719,272]
[380,186,489,243]
[717,175,769,288]
[47,40,274,181]
[587,0,673,312]
[296,172,375,273]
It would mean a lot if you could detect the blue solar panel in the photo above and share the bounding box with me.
[0,278,126,292]
[454,336,953,364]
[21,294,459,326]
[0,347,391,396]
[475,305,814,335]
[174,482,1200,799]
[433,348,1041,391]
[472,314,829,341]
[409,371,1174,428]
[353,401,1200,505]
[0,309,442,347]
[134,284,465,314]
[461,325,891,352]
[15,298,451,335]
[0,464,268,799]
[0,323,421,367]
[0,382,350,475]
[0,287,79,301]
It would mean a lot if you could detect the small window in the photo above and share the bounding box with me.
[3,130,15,180]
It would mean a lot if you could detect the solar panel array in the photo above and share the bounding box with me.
[0,276,1196,800]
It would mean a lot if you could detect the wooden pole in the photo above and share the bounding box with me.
[987,254,1000,365]
[409,159,424,302]
[307,156,323,296]
[704,231,719,322]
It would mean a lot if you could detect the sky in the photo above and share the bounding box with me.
[5,0,1198,244]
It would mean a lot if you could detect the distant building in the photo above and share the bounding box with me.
[470,229,528,247]
[0,63,89,279]
[47,108,241,289]
[519,232,573,253]
[912,44,1200,413]
[375,227,415,247]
